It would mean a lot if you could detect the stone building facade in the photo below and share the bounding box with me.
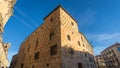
[10,5,96,68]
[101,43,120,68]
[95,55,106,68]
[0,39,10,68]
[0,0,16,68]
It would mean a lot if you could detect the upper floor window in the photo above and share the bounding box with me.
[83,44,85,47]
[34,51,39,60]
[28,44,30,52]
[68,47,74,54]
[50,45,57,55]
[67,35,71,41]
[81,36,83,41]
[50,32,54,40]
[111,49,114,52]
[117,47,120,51]
[71,22,74,26]
[78,41,80,46]
[50,18,53,22]
[35,39,39,48]
[85,53,87,57]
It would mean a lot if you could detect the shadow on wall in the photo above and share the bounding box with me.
[9,46,97,68]
[62,46,96,68]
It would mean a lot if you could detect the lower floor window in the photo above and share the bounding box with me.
[78,63,83,68]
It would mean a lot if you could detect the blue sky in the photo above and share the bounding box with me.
[3,0,120,61]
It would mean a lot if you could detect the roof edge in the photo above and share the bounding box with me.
[43,5,78,23]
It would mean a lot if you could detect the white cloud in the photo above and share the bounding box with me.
[86,33,120,42]
[97,33,120,41]
[13,15,34,30]
[78,9,96,27]
[86,33,120,55]
[93,45,106,55]
[14,7,38,27]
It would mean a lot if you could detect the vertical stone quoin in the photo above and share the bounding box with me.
[0,0,16,68]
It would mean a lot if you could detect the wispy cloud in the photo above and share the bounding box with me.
[96,33,120,41]
[93,45,106,55]
[78,9,96,27]
[14,7,38,27]
[13,15,34,30]
[86,33,120,55]
[86,33,120,42]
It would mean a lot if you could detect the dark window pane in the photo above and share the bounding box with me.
[68,47,74,54]
[78,41,80,46]
[50,18,53,22]
[21,64,24,68]
[117,47,120,51]
[35,40,39,48]
[67,35,71,41]
[34,52,39,60]
[78,63,83,68]
[50,32,54,40]
[71,22,74,26]
[28,44,30,51]
[50,45,57,55]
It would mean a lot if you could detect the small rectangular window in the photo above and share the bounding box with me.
[81,36,83,41]
[35,40,39,48]
[21,64,24,68]
[68,47,74,54]
[34,52,39,60]
[28,44,30,52]
[78,41,80,46]
[50,18,53,22]
[78,63,83,68]
[50,45,57,55]
[85,53,87,57]
[50,32,54,40]
[117,47,120,51]
[71,22,74,26]
[83,44,85,47]
[67,35,71,41]
[32,65,34,68]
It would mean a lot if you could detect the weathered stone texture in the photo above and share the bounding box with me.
[101,43,120,68]
[60,7,95,68]
[0,0,16,68]
[10,5,96,68]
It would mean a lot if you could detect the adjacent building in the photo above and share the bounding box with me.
[0,0,16,68]
[101,43,120,68]
[95,55,106,68]
[10,5,96,68]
